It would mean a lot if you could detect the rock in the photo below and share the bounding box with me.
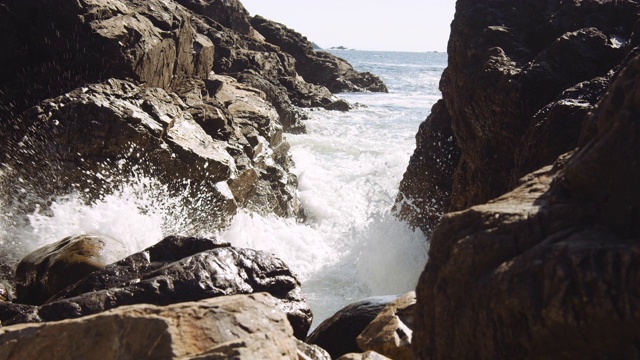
[0,0,212,119]
[396,0,640,234]
[237,70,307,134]
[306,295,398,359]
[296,339,332,360]
[7,235,312,339]
[357,292,416,360]
[337,351,392,360]
[175,0,255,38]
[0,293,326,359]
[251,15,388,93]
[412,54,640,359]
[14,234,128,306]
[395,100,460,235]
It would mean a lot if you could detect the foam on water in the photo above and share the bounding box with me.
[0,50,445,326]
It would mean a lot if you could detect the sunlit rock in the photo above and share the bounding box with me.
[337,351,392,360]
[357,291,416,360]
[0,293,325,359]
[15,234,128,305]
[307,295,398,359]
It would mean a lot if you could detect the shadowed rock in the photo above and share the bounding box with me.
[413,53,640,359]
[396,0,640,233]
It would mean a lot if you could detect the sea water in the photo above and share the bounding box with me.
[0,50,447,327]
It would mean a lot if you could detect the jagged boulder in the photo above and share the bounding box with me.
[412,54,640,359]
[307,295,398,359]
[396,0,640,233]
[5,235,313,339]
[14,234,128,306]
[0,293,326,359]
[357,292,416,360]
[250,15,388,93]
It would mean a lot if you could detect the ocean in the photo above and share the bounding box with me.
[0,50,447,327]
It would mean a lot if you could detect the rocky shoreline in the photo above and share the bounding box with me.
[2,0,640,358]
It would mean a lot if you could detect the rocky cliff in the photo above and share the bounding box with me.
[399,0,640,358]
[397,0,640,234]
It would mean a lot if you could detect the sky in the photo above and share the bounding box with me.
[240,0,457,52]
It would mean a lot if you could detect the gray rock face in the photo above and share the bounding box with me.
[396,0,640,233]
[412,54,640,359]
[5,235,313,339]
[15,234,128,306]
[0,293,325,359]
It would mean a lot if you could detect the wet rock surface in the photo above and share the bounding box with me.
[15,234,128,306]
[397,0,640,232]
[412,53,640,359]
[307,295,398,359]
[4,235,313,340]
[0,293,325,359]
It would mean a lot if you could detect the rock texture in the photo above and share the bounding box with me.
[306,295,398,359]
[397,0,640,233]
[4,235,312,339]
[15,234,128,305]
[358,292,416,360]
[412,49,640,360]
[0,293,326,359]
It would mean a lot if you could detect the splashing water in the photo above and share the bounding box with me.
[0,50,446,326]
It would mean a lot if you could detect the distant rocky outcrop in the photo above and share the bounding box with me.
[397,0,640,234]
[0,293,329,359]
[5,235,313,339]
[250,15,388,93]
[400,0,640,358]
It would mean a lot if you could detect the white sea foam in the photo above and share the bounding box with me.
[0,50,445,326]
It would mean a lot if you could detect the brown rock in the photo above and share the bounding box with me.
[307,295,398,359]
[14,234,128,306]
[0,293,322,359]
[396,0,640,234]
[412,54,640,359]
[357,292,416,360]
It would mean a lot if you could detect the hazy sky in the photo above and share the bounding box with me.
[240,0,457,52]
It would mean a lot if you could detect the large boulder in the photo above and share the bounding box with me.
[250,15,388,93]
[306,295,398,359]
[5,235,313,339]
[0,293,327,359]
[396,0,640,233]
[412,54,640,359]
[15,234,128,306]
